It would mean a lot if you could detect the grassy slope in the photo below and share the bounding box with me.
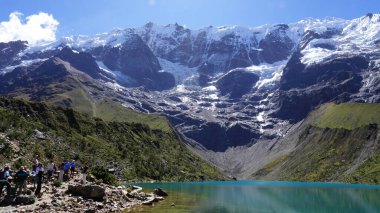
[0,97,225,181]
[312,103,380,129]
[94,99,172,133]
[252,103,380,184]
[8,71,172,133]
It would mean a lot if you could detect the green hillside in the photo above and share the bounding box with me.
[311,103,380,129]
[252,103,380,184]
[0,57,172,133]
[0,97,225,181]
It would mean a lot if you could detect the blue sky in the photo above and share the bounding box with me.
[0,0,379,37]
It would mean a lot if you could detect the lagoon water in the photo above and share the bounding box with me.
[130,181,380,213]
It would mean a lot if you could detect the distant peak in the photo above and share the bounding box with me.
[361,13,380,21]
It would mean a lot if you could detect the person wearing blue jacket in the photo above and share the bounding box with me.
[64,160,70,181]
[70,160,76,178]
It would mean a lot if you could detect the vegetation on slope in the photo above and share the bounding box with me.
[311,103,380,130]
[252,103,380,184]
[0,97,225,181]
[345,152,380,184]
[0,57,171,132]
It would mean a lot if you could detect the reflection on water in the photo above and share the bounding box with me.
[130,181,380,213]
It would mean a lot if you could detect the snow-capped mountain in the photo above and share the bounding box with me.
[1,14,380,176]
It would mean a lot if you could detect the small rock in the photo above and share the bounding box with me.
[96,202,104,209]
[34,129,46,139]
[84,209,96,213]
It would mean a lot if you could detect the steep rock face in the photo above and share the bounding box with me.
[138,24,297,85]
[216,69,260,99]
[139,23,193,65]
[55,47,103,79]
[257,24,295,64]
[0,41,28,70]
[182,122,258,152]
[0,58,69,95]
[98,34,175,90]
[274,51,369,121]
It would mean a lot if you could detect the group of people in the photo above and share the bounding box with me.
[0,157,89,198]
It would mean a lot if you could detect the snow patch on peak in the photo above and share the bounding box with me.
[300,14,380,65]
[292,17,349,34]
[244,60,287,89]
[205,25,255,41]
[140,22,189,37]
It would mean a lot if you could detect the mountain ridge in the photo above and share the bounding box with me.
[0,13,380,180]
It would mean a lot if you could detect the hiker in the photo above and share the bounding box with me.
[64,160,70,181]
[47,160,55,181]
[34,163,44,196]
[70,160,76,178]
[32,155,39,172]
[58,163,64,182]
[14,166,29,195]
[2,167,10,180]
[81,165,88,184]
[0,167,11,196]
[0,179,11,196]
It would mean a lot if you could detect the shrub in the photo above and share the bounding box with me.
[90,165,117,185]
[53,180,62,187]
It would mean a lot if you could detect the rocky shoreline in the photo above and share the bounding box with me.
[0,178,166,213]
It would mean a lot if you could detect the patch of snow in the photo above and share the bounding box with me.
[96,61,114,75]
[290,17,349,35]
[179,96,191,103]
[95,60,137,85]
[104,82,125,92]
[301,47,334,65]
[158,58,197,84]
[175,85,189,93]
[244,60,287,89]
[256,112,265,122]
[202,86,217,92]
[1,58,47,74]
[208,94,219,100]
[300,14,380,65]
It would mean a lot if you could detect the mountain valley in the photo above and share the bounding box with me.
[1,13,380,182]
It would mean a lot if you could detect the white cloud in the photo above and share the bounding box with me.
[0,12,59,46]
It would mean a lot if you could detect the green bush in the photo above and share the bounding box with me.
[90,166,117,185]
[53,180,62,187]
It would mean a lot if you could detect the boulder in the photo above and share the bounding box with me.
[15,195,36,205]
[67,184,106,201]
[153,188,168,197]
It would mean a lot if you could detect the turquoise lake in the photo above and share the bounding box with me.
[130,180,380,213]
